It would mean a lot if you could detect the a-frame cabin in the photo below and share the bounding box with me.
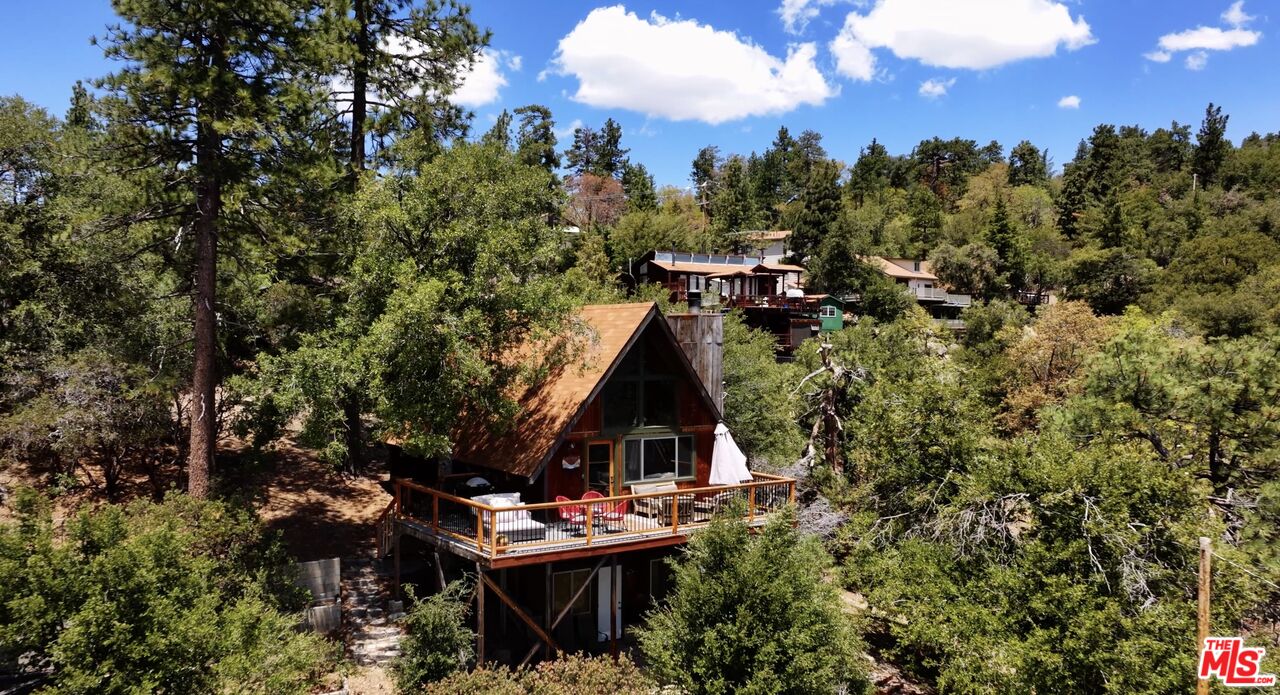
[379,302,794,663]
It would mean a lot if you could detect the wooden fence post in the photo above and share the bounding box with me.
[1196,536,1211,695]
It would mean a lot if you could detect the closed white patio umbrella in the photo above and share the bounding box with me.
[709,422,752,485]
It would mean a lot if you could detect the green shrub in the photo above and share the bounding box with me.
[419,653,651,694]
[393,580,476,692]
[637,505,868,695]
[0,490,334,694]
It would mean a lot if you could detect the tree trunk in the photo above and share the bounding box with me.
[349,0,369,177]
[343,394,364,474]
[187,116,222,499]
[1207,429,1226,496]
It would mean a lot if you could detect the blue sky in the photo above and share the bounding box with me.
[2,1,1276,187]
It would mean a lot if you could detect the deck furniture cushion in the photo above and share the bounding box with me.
[630,480,691,524]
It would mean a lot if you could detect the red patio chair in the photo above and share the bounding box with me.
[555,495,586,531]
[581,490,606,523]
[600,498,628,527]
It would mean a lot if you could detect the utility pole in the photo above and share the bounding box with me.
[1196,536,1211,695]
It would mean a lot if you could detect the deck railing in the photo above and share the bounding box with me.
[389,473,796,560]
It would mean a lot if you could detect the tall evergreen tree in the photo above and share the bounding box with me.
[1007,140,1048,187]
[789,159,842,260]
[98,0,333,497]
[1193,102,1230,187]
[480,109,512,148]
[690,145,720,209]
[595,117,629,178]
[1148,120,1192,174]
[621,161,657,212]
[710,155,755,249]
[338,0,487,175]
[564,125,599,176]
[847,138,891,207]
[513,104,558,172]
[985,197,1026,294]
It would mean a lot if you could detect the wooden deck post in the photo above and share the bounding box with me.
[519,557,608,669]
[392,530,401,599]
[476,564,486,665]
[433,550,445,592]
[481,574,561,657]
[543,563,553,662]
[671,494,680,535]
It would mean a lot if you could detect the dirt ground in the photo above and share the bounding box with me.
[234,438,393,562]
[0,435,393,562]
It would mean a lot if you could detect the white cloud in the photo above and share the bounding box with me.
[1057,94,1080,109]
[1222,1,1254,28]
[506,54,523,71]
[1185,50,1210,70]
[918,77,955,99]
[554,118,584,141]
[829,0,1093,80]
[831,23,879,80]
[1158,26,1260,52]
[452,48,518,108]
[777,0,842,35]
[550,6,836,124]
[1145,3,1261,68]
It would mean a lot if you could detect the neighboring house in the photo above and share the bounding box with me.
[631,250,804,305]
[380,303,795,663]
[734,230,791,264]
[868,257,971,329]
[630,250,829,355]
[812,294,846,332]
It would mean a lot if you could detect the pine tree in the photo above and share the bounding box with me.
[596,117,630,178]
[565,125,600,176]
[480,110,512,148]
[621,161,657,212]
[710,155,755,249]
[339,0,487,175]
[789,159,842,260]
[1008,140,1048,187]
[1193,102,1230,187]
[97,0,332,497]
[847,138,891,207]
[690,145,720,209]
[513,104,559,172]
[985,197,1026,294]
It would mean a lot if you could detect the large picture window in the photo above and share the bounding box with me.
[623,435,694,484]
[601,340,677,430]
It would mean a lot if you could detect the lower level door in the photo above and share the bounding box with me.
[596,565,622,642]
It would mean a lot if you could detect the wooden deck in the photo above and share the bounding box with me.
[380,474,796,569]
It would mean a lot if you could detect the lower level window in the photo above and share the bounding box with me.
[623,435,694,484]
[553,569,593,616]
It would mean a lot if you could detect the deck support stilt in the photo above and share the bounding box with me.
[519,556,608,668]
[476,563,486,665]
[481,573,561,658]
[433,550,445,591]
[543,563,553,662]
[610,553,619,661]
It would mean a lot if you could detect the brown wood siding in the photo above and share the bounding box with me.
[572,398,602,435]
[546,440,586,501]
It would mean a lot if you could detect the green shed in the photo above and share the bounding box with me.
[811,294,845,332]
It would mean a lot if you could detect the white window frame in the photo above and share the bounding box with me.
[622,435,695,485]
[819,305,838,318]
